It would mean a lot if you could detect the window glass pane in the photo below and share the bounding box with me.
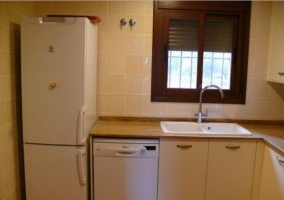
[202,52,231,89]
[167,51,198,89]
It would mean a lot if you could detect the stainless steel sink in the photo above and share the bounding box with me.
[160,121,252,136]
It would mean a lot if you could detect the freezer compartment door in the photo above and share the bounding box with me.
[21,18,87,145]
[24,144,87,200]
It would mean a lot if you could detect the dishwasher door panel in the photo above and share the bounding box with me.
[93,156,158,200]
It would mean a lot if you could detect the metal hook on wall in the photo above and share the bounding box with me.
[120,18,127,28]
[129,19,136,30]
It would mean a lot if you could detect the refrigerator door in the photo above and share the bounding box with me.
[21,17,87,145]
[24,144,87,200]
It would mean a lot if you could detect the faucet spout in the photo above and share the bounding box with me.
[195,85,224,123]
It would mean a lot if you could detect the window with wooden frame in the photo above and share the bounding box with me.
[151,1,251,104]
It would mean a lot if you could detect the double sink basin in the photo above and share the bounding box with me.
[160,121,252,136]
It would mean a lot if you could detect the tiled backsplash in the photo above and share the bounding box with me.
[35,1,284,120]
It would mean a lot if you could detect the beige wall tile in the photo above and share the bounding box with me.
[0,144,8,176]
[255,39,269,60]
[125,94,143,114]
[107,35,126,55]
[5,75,15,100]
[126,35,144,55]
[247,59,255,79]
[97,15,107,35]
[107,55,126,75]
[0,102,6,127]
[248,40,256,60]
[143,74,151,94]
[256,20,271,40]
[4,52,15,76]
[251,99,270,119]
[107,75,125,94]
[246,79,253,98]
[144,35,152,54]
[178,103,198,118]
[125,75,143,94]
[106,94,124,114]
[251,1,259,20]
[145,15,153,35]
[97,94,106,113]
[108,1,126,14]
[0,77,6,102]
[162,103,181,117]
[254,60,267,79]
[214,104,235,119]
[34,1,51,16]
[97,74,107,94]
[126,55,144,74]
[145,1,153,15]
[98,55,107,74]
[70,1,88,15]
[233,99,253,119]
[88,1,108,15]
[142,95,162,116]
[6,99,16,123]
[0,26,3,51]
[0,53,4,76]
[126,2,145,15]
[0,169,9,199]
[258,1,272,20]
[250,19,257,40]
[143,56,152,74]
[98,35,107,56]
[0,2,3,25]
[51,2,71,14]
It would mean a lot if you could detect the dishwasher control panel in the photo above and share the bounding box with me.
[93,138,159,158]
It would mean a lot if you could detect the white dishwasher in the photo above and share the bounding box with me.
[93,138,159,200]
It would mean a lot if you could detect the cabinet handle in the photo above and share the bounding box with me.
[276,156,284,164]
[177,145,192,149]
[278,72,284,76]
[225,145,240,150]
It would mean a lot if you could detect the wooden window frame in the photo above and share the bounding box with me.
[151,1,251,104]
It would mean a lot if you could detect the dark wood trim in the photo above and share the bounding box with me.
[151,1,251,104]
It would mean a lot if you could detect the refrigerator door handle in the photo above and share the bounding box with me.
[78,149,86,185]
[77,106,86,145]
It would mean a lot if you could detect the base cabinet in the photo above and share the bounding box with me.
[205,139,257,200]
[158,138,209,200]
[158,139,257,200]
[259,145,284,200]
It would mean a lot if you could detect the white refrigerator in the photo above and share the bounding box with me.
[21,16,98,200]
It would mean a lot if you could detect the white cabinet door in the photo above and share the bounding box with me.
[267,2,284,83]
[259,145,284,200]
[24,144,87,200]
[205,139,257,200]
[158,138,209,200]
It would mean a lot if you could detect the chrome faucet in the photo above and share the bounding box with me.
[195,85,224,123]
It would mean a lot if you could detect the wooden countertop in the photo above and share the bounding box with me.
[90,119,284,153]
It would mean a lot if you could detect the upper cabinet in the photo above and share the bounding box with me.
[267,2,284,83]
